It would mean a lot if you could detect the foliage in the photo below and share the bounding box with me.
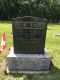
[0,0,60,22]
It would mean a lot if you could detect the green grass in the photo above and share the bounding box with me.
[0,21,60,80]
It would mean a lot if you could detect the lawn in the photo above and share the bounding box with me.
[0,21,60,80]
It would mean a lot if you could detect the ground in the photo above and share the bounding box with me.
[0,21,60,80]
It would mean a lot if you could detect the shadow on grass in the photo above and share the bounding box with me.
[47,28,52,30]
[24,62,60,80]
[47,28,58,30]
[48,61,60,76]
[4,61,60,80]
[0,21,12,24]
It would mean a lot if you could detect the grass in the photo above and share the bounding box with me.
[0,21,60,80]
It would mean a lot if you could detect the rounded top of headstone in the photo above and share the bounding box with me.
[12,16,47,22]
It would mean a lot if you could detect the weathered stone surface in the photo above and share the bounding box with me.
[7,47,50,73]
[6,16,50,74]
[12,16,47,54]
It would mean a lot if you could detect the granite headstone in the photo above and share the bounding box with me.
[6,16,50,74]
[12,16,47,54]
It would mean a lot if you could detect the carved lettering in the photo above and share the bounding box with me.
[26,22,32,28]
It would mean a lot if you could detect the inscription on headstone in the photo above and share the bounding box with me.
[12,16,47,54]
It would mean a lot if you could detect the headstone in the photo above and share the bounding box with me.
[54,34,60,36]
[6,16,50,74]
[12,16,47,54]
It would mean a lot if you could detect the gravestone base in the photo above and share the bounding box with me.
[6,47,50,74]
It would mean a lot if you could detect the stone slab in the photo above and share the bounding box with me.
[6,47,50,74]
[55,34,60,36]
[12,16,47,54]
[6,66,49,74]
